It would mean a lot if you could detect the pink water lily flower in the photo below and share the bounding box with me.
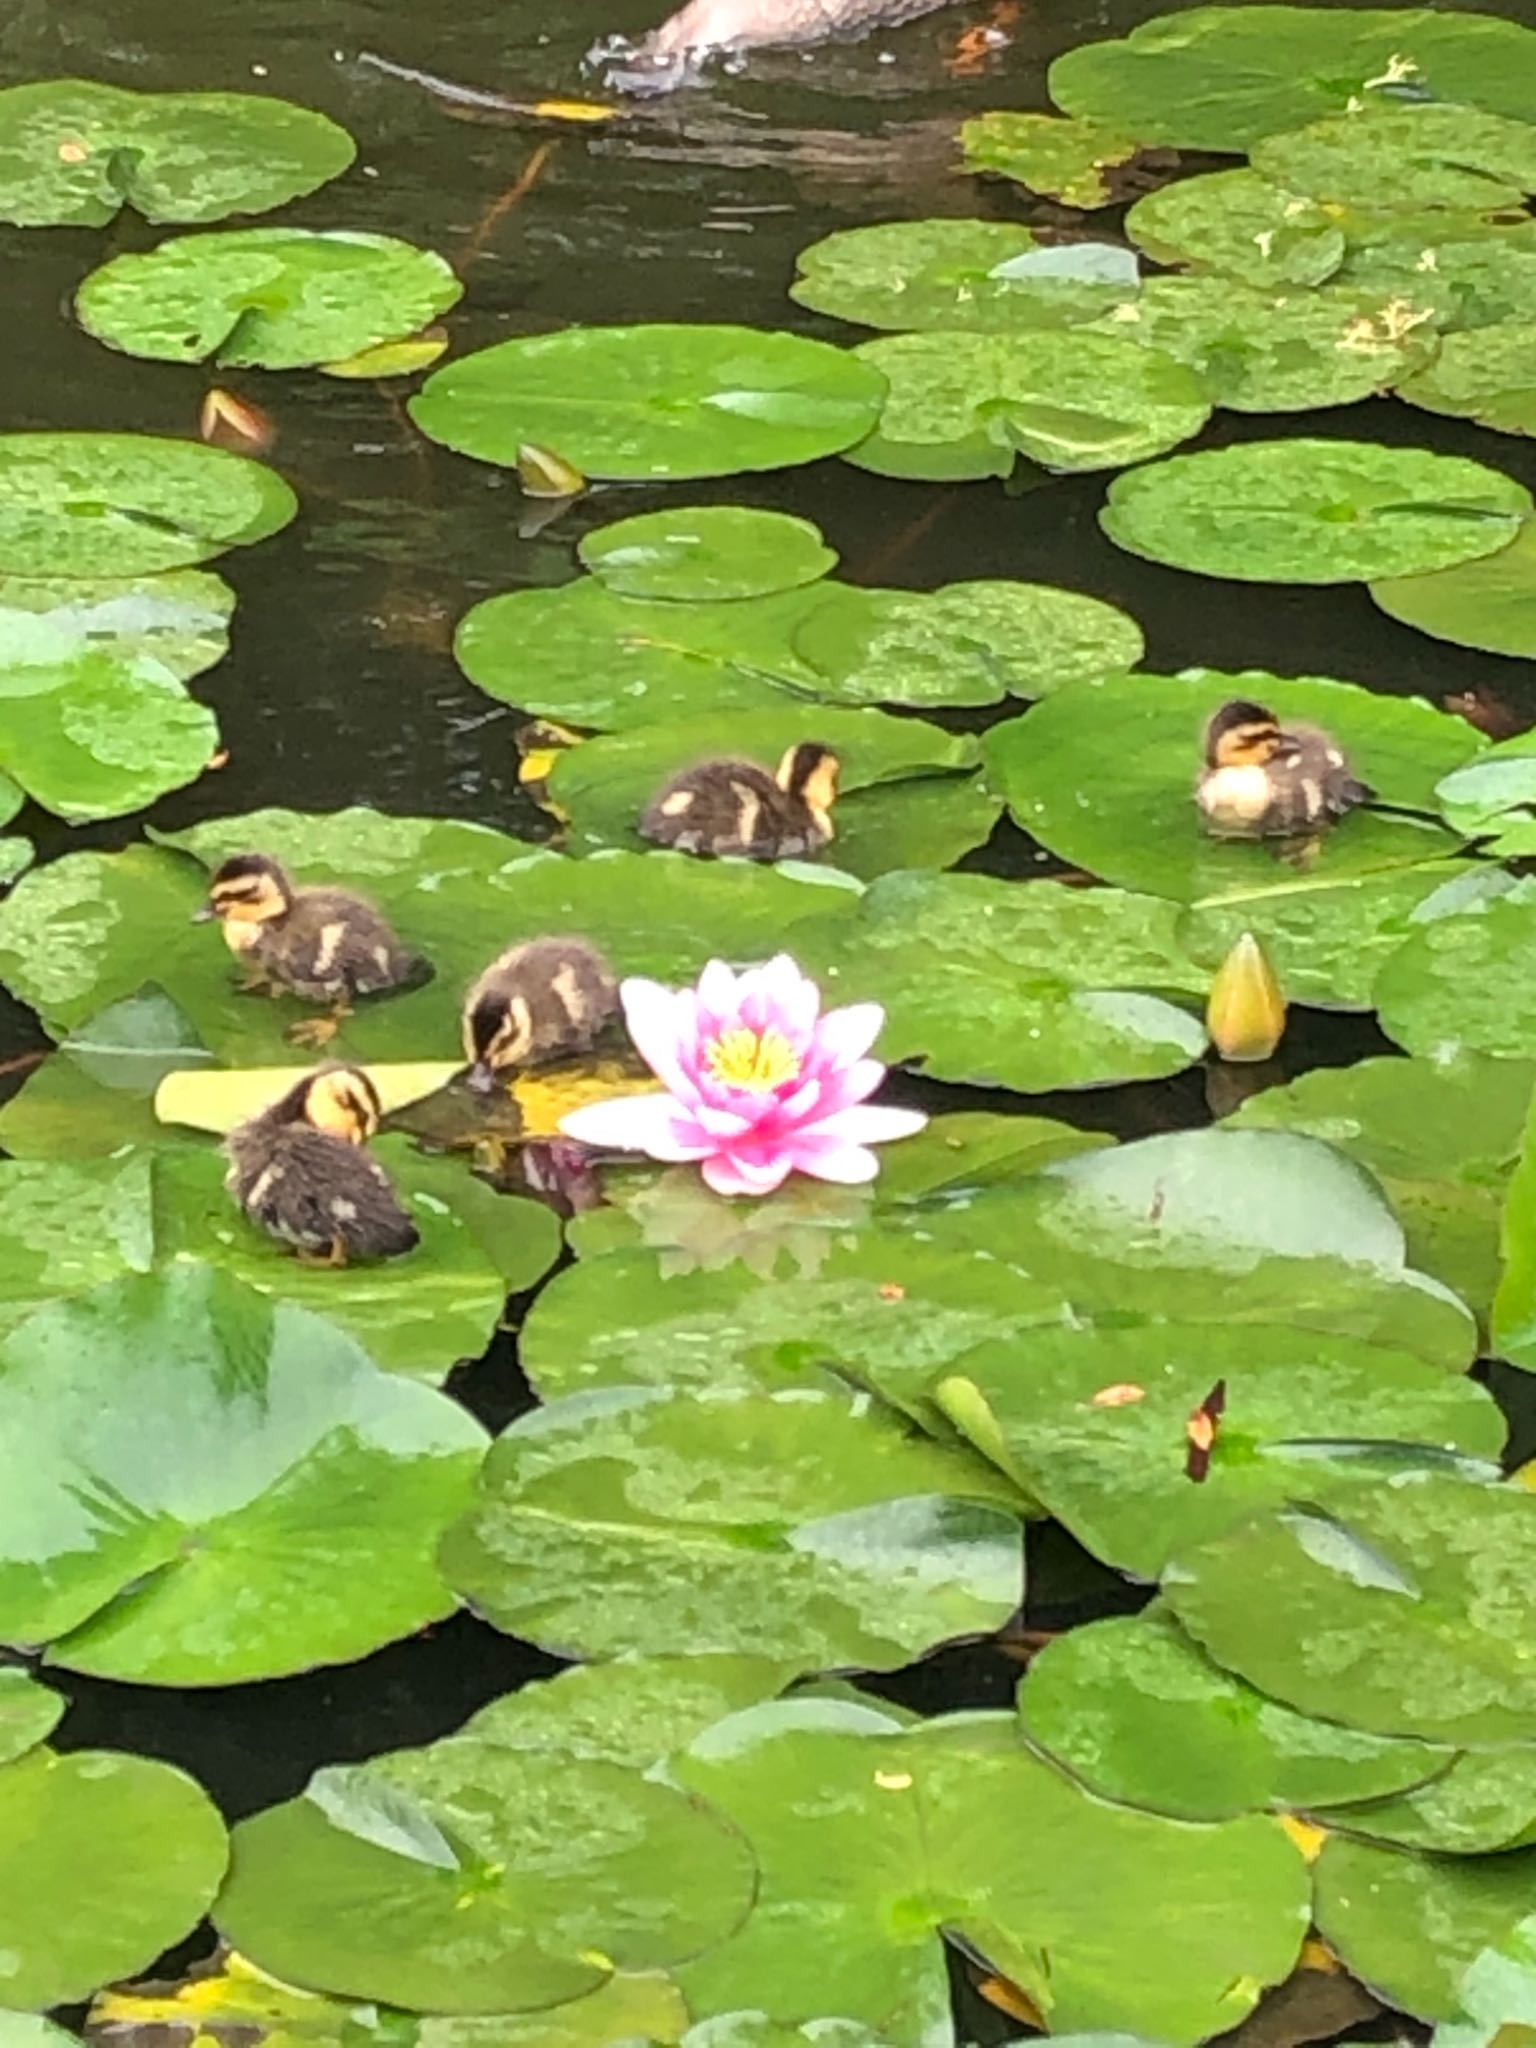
[559,954,927,1198]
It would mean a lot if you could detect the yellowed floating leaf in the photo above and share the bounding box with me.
[511,1057,656,1139]
[1277,1813,1329,1863]
[155,1062,462,1135]
[528,97,619,124]
[320,327,450,379]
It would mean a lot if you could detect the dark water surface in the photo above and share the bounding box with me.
[5,0,1536,1907]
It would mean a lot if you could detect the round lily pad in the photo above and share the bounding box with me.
[1315,1833,1536,2019]
[1100,439,1530,583]
[672,1705,1311,2044]
[0,432,297,578]
[1341,225,1536,333]
[1163,1465,1536,1746]
[944,1320,1502,1579]
[960,112,1142,210]
[461,1653,796,1767]
[0,1671,62,1767]
[1251,106,1536,213]
[1124,170,1346,289]
[790,579,1145,706]
[440,1384,1025,1670]
[1330,1745,1536,1855]
[217,1735,757,2013]
[577,506,837,601]
[799,869,1211,1093]
[409,325,886,480]
[1046,8,1536,152]
[0,1746,227,2009]
[0,568,233,682]
[984,669,1476,904]
[0,77,355,227]
[1089,278,1439,413]
[1371,521,1536,657]
[1020,1605,1450,1819]
[1436,735,1536,856]
[0,1264,488,1684]
[1374,879,1536,1064]
[791,219,1136,333]
[75,228,462,370]
[850,329,1209,476]
[1398,321,1536,436]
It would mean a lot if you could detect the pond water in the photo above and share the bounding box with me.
[7,0,1536,2026]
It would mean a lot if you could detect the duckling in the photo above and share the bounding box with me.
[193,853,431,1048]
[640,742,840,861]
[1196,700,1372,840]
[224,1064,419,1265]
[463,935,621,1092]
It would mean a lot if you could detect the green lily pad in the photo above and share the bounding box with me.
[985,670,1476,904]
[0,2017,76,2045]
[959,112,1142,209]
[0,1142,559,1379]
[1163,1465,1536,1746]
[545,706,988,879]
[461,1653,796,1766]
[440,1384,1025,1669]
[0,1746,226,2010]
[216,1734,756,2015]
[799,869,1211,1092]
[1019,1605,1451,1819]
[1252,106,1536,214]
[1329,1746,1536,1854]
[790,220,1136,333]
[0,990,214,1161]
[76,228,462,370]
[1375,878,1536,1063]
[1399,321,1536,436]
[1229,1054,1532,1322]
[838,422,1014,484]
[0,816,861,1067]
[1372,521,1536,658]
[672,1704,1310,2046]
[0,432,297,577]
[0,1265,487,1685]
[1314,1833,1536,2019]
[850,330,1209,476]
[789,579,1145,707]
[0,841,30,889]
[577,507,837,602]
[409,325,885,481]
[1490,1085,1536,1375]
[0,567,233,680]
[1100,439,1530,583]
[1046,8,1536,152]
[1435,1914,1536,2044]
[0,1671,62,1767]
[0,77,354,227]
[1124,170,1346,289]
[943,1320,1501,1579]
[1088,278,1439,412]
[1435,733,1536,856]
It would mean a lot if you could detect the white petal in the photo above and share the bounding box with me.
[560,1092,712,1160]
[810,1104,929,1146]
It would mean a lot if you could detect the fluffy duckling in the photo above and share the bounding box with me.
[224,1064,419,1265]
[194,853,431,1047]
[463,935,621,1092]
[640,742,840,861]
[1196,700,1372,840]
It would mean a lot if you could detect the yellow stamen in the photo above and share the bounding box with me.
[703,1026,800,1092]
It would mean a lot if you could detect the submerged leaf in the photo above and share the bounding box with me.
[960,112,1142,209]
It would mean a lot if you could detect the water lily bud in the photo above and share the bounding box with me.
[199,387,274,454]
[1206,931,1286,1063]
[516,443,585,498]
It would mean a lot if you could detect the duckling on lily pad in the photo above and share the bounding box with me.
[640,742,840,861]
[224,1063,419,1266]
[1196,699,1372,841]
[194,852,431,1048]
[462,935,621,1092]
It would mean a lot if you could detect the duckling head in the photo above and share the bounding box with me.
[193,853,294,939]
[1204,700,1286,770]
[775,742,841,831]
[463,988,534,1094]
[294,1064,383,1145]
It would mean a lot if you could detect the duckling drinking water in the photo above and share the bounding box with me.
[640,742,840,861]
[194,853,431,1047]
[462,935,621,1092]
[1196,700,1372,840]
[224,1064,419,1265]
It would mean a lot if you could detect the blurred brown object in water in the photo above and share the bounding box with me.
[1444,685,1529,741]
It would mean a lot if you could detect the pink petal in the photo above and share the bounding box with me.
[779,1134,882,1184]
[806,1056,887,1118]
[619,979,698,1100]
[693,1101,754,1139]
[809,1001,886,1068]
[701,1149,795,1198]
[559,1093,713,1161]
[807,1103,929,1146]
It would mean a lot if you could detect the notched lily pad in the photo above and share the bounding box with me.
[1372,521,1536,658]
[577,506,837,602]
[1125,170,1346,290]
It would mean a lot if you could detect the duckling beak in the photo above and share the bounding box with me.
[466,1062,500,1096]
[190,905,216,923]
